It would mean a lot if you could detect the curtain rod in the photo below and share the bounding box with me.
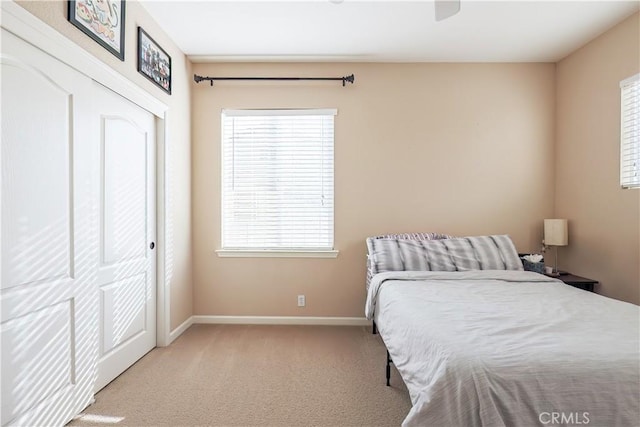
[193,73,355,87]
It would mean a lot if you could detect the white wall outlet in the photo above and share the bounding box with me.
[297,295,306,307]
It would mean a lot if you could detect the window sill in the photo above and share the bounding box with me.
[215,249,339,258]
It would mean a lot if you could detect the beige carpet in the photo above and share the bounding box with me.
[69,325,411,427]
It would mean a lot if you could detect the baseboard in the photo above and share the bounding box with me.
[164,315,371,345]
[192,315,371,326]
[168,316,194,344]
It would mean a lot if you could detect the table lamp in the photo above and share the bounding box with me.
[544,219,568,276]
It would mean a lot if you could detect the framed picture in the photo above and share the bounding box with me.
[68,0,126,61]
[137,27,172,94]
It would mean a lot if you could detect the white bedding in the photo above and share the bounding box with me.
[365,270,640,427]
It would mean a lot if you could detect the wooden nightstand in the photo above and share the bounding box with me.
[546,273,598,292]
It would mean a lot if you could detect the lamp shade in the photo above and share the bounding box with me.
[544,219,568,246]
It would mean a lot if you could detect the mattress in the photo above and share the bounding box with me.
[366,270,640,427]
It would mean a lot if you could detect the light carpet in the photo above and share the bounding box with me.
[68,324,411,427]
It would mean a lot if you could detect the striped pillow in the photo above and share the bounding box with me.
[367,235,522,280]
[365,232,452,290]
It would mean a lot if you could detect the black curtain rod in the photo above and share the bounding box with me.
[193,73,355,87]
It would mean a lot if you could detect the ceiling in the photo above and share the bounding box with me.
[140,0,640,63]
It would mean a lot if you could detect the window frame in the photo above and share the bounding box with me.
[620,73,640,189]
[217,108,338,258]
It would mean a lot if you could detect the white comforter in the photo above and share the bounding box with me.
[365,270,640,427]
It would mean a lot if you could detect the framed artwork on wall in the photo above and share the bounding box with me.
[137,27,172,94]
[67,0,126,61]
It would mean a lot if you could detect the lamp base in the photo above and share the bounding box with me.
[546,270,568,277]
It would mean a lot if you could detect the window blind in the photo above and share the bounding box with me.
[621,73,640,189]
[221,109,335,250]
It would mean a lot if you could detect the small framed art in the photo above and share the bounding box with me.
[137,27,172,94]
[68,0,126,61]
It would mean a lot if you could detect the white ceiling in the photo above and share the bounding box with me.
[140,0,640,62]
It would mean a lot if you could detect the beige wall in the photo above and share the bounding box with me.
[556,13,640,305]
[16,0,194,329]
[17,1,635,321]
[192,62,556,317]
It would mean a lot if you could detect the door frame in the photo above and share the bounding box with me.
[1,1,173,346]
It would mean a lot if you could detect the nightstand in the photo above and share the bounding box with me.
[547,273,598,292]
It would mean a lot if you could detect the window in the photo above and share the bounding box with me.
[620,73,639,189]
[220,109,336,255]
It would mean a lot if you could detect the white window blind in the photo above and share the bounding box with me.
[221,109,335,250]
[621,73,640,189]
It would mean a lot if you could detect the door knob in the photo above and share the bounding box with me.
[150,242,155,250]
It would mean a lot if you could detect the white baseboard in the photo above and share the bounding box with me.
[168,316,194,344]
[192,315,371,326]
[165,315,371,344]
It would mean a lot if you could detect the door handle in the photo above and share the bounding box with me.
[150,242,155,250]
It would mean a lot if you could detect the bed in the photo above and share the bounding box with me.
[365,234,640,427]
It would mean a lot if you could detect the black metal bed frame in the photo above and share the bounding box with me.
[372,320,394,387]
[386,349,393,387]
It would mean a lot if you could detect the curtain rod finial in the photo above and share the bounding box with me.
[343,74,355,86]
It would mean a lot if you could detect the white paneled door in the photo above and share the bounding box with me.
[1,29,98,426]
[1,28,158,425]
[94,83,157,392]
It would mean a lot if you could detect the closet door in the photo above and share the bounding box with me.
[1,29,98,426]
[94,82,157,392]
